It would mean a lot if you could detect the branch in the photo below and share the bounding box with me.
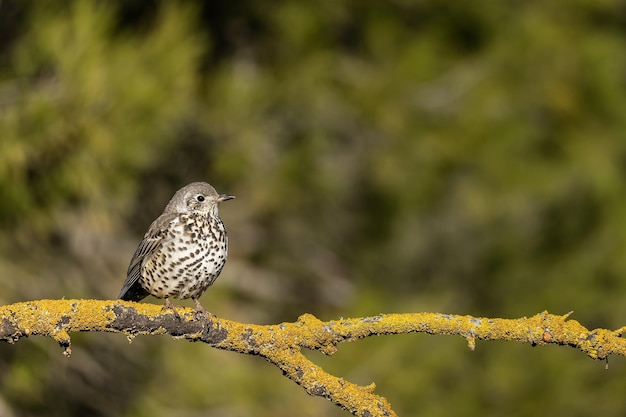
[1,300,625,417]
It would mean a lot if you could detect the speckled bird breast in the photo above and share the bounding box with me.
[141,213,228,300]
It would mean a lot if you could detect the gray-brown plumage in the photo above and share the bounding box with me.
[118,182,235,313]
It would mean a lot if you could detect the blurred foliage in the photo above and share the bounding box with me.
[1,0,626,416]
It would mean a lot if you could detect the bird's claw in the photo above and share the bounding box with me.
[162,298,181,319]
[193,299,214,320]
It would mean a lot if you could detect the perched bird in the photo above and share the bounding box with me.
[118,182,235,314]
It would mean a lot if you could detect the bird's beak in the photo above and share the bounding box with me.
[218,194,236,202]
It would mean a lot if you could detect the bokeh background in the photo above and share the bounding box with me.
[1,1,626,416]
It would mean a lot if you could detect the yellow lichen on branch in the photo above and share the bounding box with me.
[1,300,626,417]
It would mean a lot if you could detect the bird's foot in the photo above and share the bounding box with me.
[193,299,214,320]
[162,298,181,319]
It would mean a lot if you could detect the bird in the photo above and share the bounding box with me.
[118,182,235,314]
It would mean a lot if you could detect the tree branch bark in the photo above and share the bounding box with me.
[1,299,624,417]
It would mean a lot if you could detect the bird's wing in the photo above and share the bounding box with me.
[118,213,178,301]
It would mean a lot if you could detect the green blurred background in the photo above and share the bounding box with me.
[1,1,626,416]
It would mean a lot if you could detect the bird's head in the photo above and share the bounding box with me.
[165,182,235,216]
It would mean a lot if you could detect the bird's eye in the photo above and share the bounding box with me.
[196,195,205,202]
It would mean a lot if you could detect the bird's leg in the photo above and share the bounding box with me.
[193,298,213,320]
[162,297,180,318]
